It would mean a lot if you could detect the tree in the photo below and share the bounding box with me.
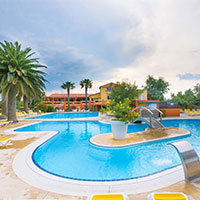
[22,73,47,113]
[171,91,188,108]
[61,81,75,111]
[171,83,200,108]
[80,79,92,110]
[193,83,200,106]
[110,81,139,104]
[2,93,8,116]
[184,89,195,106]
[0,41,47,121]
[0,87,8,116]
[145,75,169,101]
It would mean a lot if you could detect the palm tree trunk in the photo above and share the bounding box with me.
[23,95,29,113]
[8,84,17,122]
[67,88,70,112]
[2,92,8,116]
[85,87,88,110]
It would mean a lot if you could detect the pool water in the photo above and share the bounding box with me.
[15,119,200,181]
[28,112,99,119]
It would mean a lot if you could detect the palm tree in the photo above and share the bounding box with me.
[18,72,47,113]
[0,41,47,121]
[22,80,46,113]
[80,79,92,110]
[1,92,8,116]
[0,84,8,116]
[61,82,75,111]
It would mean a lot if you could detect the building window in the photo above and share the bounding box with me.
[107,96,110,99]
[107,88,111,92]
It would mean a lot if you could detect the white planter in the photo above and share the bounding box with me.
[110,120,128,140]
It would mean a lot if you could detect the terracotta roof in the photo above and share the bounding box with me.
[99,82,116,89]
[48,93,90,98]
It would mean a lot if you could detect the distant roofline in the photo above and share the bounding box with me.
[99,82,116,89]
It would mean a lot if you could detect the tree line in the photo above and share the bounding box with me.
[171,84,200,108]
[107,75,200,108]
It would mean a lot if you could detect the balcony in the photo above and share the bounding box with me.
[42,100,105,106]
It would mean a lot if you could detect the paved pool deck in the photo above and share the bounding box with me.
[0,114,200,199]
[90,127,190,147]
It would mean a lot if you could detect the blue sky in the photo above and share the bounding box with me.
[0,0,200,97]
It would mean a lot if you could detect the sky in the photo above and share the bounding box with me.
[0,0,200,98]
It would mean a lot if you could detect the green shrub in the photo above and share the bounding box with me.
[37,103,48,113]
[16,101,24,110]
[47,105,55,112]
[100,108,106,115]
[111,98,139,123]
[91,105,95,112]
[101,98,139,123]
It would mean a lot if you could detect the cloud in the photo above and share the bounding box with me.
[0,0,200,97]
[177,73,200,80]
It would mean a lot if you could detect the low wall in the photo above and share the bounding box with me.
[160,108,180,117]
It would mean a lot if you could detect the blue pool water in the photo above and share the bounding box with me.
[28,112,99,119]
[15,119,200,181]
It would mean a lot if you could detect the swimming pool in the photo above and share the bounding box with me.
[29,112,99,119]
[15,119,200,181]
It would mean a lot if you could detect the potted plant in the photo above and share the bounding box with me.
[110,98,139,140]
[99,107,106,117]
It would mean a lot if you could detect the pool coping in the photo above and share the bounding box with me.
[10,119,190,196]
[27,112,99,121]
[26,117,100,121]
[12,129,185,196]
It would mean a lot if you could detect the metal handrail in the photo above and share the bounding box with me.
[132,106,164,128]
[132,106,154,115]
[132,106,154,127]
[148,106,163,124]
[148,106,163,115]
[140,106,154,115]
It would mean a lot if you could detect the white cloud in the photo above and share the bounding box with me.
[106,0,200,96]
[1,0,200,98]
[45,90,62,96]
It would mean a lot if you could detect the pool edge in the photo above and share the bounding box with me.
[11,126,185,196]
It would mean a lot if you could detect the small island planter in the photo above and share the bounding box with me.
[110,120,128,140]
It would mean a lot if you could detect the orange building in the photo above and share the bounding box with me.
[41,83,116,111]
[41,93,93,110]
[41,82,180,116]
[41,82,147,111]
[42,82,121,111]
